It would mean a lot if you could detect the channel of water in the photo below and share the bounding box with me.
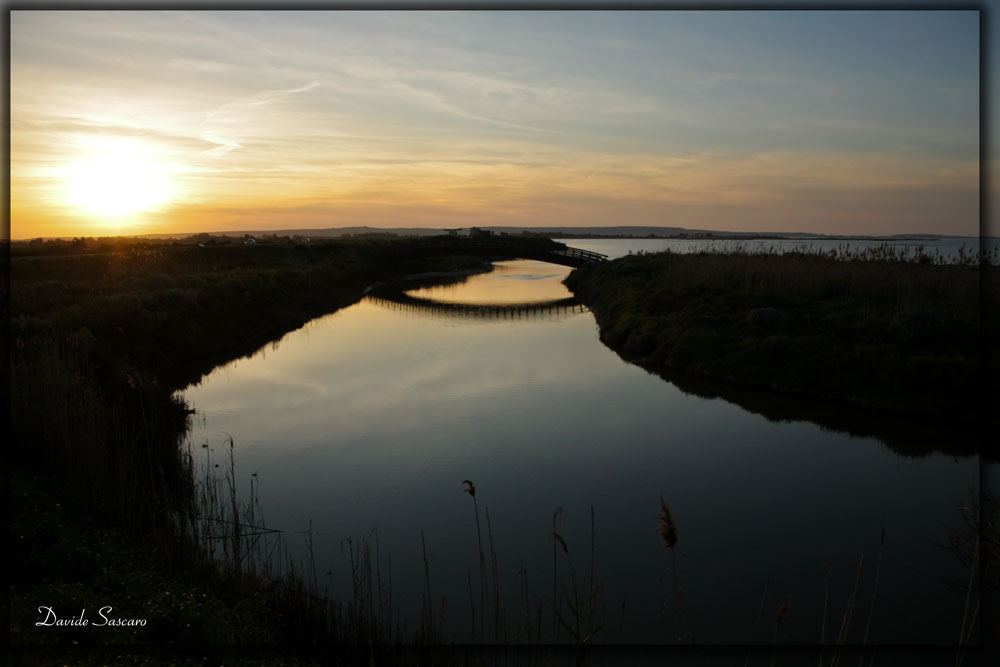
[183,244,979,644]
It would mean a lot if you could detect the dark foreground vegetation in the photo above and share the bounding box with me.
[7,235,540,664]
[565,246,998,431]
[8,234,998,664]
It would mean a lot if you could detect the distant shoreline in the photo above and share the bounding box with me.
[8,226,984,243]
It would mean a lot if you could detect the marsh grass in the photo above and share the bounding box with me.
[550,505,605,648]
[565,245,996,423]
[10,320,195,552]
[7,236,514,657]
[939,491,1000,665]
[459,482,609,646]
[684,238,995,266]
[189,440,412,650]
[190,435,282,575]
[814,534,887,667]
[187,446,970,656]
[340,529,401,645]
[8,236,559,659]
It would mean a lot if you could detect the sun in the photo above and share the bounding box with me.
[64,139,175,218]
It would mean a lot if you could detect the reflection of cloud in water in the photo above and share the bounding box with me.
[406,260,574,304]
[186,302,608,447]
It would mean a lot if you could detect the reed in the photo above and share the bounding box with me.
[191,433,283,575]
[187,443,432,652]
[747,579,769,667]
[955,534,980,667]
[420,529,434,643]
[859,526,885,666]
[772,595,792,666]
[513,563,542,644]
[552,506,564,642]
[818,565,833,667]
[551,506,605,647]
[830,554,865,667]
[9,321,196,559]
[658,495,688,642]
[486,505,503,642]
[658,495,678,549]
[463,479,489,642]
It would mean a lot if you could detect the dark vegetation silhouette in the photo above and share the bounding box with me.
[8,234,996,664]
[564,244,998,433]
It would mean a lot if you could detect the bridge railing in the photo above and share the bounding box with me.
[548,246,608,263]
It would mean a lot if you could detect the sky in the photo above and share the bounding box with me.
[9,9,981,239]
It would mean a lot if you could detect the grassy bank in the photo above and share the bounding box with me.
[10,235,505,388]
[8,234,531,662]
[564,248,997,427]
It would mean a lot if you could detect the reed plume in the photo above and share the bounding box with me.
[773,595,792,667]
[775,595,791,631]
[462,478,487,642]
[658,495,678,549]
[657,495,687,641]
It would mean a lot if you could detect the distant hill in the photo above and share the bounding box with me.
[279,226,445,238]
[124,225,963,242]
[479,225,800,238]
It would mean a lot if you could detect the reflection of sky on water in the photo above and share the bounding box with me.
[183,260,977,644]
[405,260,574,303]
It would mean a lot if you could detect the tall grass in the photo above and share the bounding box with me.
[669,239,999,266]
[179,440,985,657]
[10,317,194,549]
[940,491,999,665]
[190,434,282,575]
[594,247,987,321]
[565,244,995,423]
[188,436,407,649]
[550,505,605,648]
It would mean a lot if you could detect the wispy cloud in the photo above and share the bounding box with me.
[9,9,980,238]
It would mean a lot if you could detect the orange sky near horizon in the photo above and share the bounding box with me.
[9,10,981,240]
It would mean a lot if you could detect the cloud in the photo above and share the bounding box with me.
[9,10,980,238]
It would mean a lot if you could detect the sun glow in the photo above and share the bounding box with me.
[64,139,175,218]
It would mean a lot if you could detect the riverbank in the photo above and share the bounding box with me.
[8,235,518,661]
[564,249,996,431]
[10,235,505,390]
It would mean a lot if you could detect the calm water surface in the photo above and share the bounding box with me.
[183,257,977,645]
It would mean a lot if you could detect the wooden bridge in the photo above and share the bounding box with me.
[396,235,608,268]
[541,244,609,267]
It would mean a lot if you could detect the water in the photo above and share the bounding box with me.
[183,257,978,645]
[563,235,992,262]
